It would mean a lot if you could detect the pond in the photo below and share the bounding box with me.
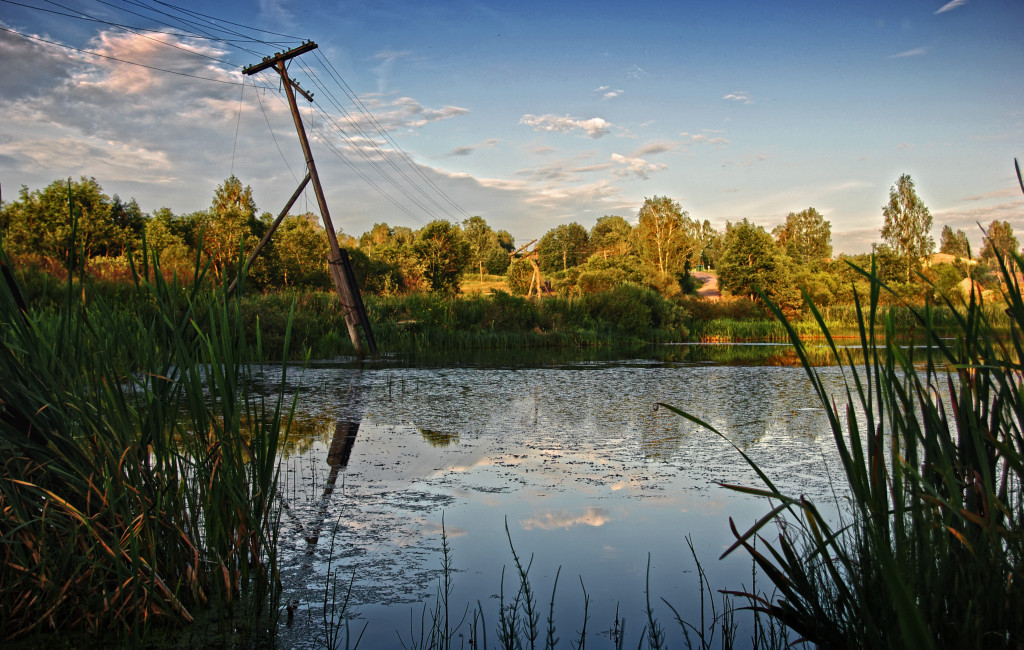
[266,346,851,648]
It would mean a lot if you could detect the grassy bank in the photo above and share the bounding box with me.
[10,266,691,359]
[684,299,1003,342]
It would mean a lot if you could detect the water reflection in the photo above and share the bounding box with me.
[272,352,852,648]
[418,428,459,447]
[278,372,366,555]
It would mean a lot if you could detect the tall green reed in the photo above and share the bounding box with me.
[663,250,1024,648]
[0,237,292,644]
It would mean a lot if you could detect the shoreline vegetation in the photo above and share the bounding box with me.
[8,261,1008,364]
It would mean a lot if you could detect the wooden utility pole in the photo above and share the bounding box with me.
[243,42,376,355]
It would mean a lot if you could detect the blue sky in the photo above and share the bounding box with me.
[1,0,1021,253]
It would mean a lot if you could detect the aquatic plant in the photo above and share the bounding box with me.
[0,237,291,644]
[664,248,1024,647]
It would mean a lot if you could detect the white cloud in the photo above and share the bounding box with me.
[680,132,729,147]
[610,153,666,179]
[935,0,968,14]
[722,91,752,104]
[520,508,610,531]
[888,47,929,59]
[520,114,612,138]
[361,95,470,129]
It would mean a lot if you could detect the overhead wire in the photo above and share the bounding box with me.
[0,24,244,85]
[296,60,443,224]
[7,0,474,227]
[24,0,240,65]
[250,72,427,225]
[313,50,474,221]
[102,0,271,51]
[253,83,301,185]
[147,0,303,41]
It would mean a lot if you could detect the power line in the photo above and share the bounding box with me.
[0,24,245,85]
[248,73,428,225]
[253,82,301,185]
[313,50,475,221]
[297,61,445,223]
[147,0,302,41]
[6,0,475,228]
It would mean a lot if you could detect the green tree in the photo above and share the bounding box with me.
[590,215,632,260]
[772,207,832,267]
[632,196,690,275]
[462,215,507,280]
[537,222,590,272]
[693,219,721,269]
[144,207,193,270]
[881,174,935,283]
[718,219,796,308]
[0,177,135,267]
[980,220,1019,263]
[358,222,421,294]
[414,220,471,292]
[505,257,536,296]
[108,195,146,256]
[939,225,971,259]
[980,220,1020,274]
[276,213,330,288]
[196,176,261,282]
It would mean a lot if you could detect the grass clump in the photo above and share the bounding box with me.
[664,251,1024,648]
[0,242,291,645]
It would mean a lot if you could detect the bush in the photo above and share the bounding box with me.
[505,258,536,296]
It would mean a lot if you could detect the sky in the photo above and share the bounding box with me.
[1,0,1022,254]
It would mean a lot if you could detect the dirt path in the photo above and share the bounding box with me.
[692,270,721,300]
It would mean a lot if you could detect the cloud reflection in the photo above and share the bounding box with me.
[520,507,610,531]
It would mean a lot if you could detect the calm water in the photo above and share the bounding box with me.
[264,349,850,647]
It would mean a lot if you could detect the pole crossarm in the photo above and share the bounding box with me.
[242,41,318,76]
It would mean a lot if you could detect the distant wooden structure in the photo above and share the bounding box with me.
[510,239,546,298]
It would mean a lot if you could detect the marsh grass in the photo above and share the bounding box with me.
[241,288,690,358]
[388,518,788,650]
[0,239,292,644]
[687,302,977,343]
[664,253,1024,648]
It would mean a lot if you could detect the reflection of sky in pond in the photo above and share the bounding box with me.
[269,361,850,648]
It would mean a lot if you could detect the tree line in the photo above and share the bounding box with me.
[0,173,1018,309]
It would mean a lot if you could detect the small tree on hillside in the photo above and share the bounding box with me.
[939,225,971,260]
[772,207,832,267]
[718,219,798,310]
[881,174,934,283]
[980,220,1020,274]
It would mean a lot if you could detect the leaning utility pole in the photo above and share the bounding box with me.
[243,41,376,356]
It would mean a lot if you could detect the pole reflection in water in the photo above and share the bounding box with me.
[278,371,366,557]
[303,418,360,552]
